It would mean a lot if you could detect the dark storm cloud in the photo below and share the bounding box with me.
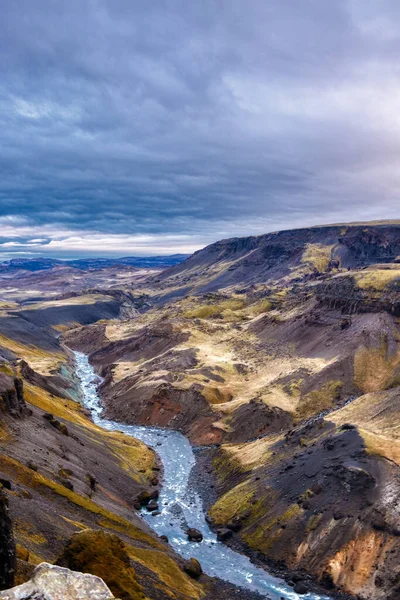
[1,0,400,256]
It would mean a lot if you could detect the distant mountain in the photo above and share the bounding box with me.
[70,255,189,269]
[0,255,189,272]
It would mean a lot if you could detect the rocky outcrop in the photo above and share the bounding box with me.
[0,373,27,418]
[315,277,400,316]
[156,222,400,294]
[19,360,77,402]
[0,563,115,599]
[0,487,15,590]
[226,398,293,443]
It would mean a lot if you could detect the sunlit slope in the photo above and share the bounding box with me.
[151,222,400,296]
[66,264,400,445]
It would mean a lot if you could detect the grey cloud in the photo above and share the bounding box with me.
[1,1,400,256]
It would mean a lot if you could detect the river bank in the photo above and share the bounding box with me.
[190,447,354,600]
[73,350,333,600]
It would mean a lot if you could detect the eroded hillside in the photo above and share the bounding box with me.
[2,222,400,600]
[0,287,238,600]
[63,222,400,599]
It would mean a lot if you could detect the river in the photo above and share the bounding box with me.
[73,350,330,600]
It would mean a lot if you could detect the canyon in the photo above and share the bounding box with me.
[1,222,400,599]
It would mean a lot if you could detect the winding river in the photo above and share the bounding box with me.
[73,351,330,600]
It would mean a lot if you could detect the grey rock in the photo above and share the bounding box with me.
[186,528,203,542]
[0,563,115,600]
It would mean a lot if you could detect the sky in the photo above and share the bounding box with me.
[1,1,400,258]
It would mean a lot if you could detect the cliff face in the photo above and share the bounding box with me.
[155,223,400,295]
[0,374,27,419]
[208,420,400,600]
[0,487,15,590]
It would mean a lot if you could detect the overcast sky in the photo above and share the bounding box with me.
[1,1,400,258]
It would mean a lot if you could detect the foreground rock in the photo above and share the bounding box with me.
[184,558,202,579]
[0,563,115,600]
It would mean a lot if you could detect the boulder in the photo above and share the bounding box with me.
[186,528,203,542]
[293,581,308,595]
[184,558,202,579]
[0,563,114,599]
[146,500,159,512]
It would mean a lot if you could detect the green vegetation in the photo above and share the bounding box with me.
[354,337,400,393]
[302,243,333,272]
[0,363,14,376]
[354,267,400,290]
[212,448,244,485]
[249,299,272,316]
[243,502,302,553]
[209,480,255,523]
[296,380,343,419]
[57,529,146,600]
[184,297,246,320]
[23,382,154,482]
[127,547,204,600]
[306,513,322,533]
[0,454,162,549]
[287,378,304,397]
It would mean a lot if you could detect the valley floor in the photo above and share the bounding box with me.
[2,223,400,599]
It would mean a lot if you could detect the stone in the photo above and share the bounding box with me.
[186,528,203,542]
[227,520,241,532]
[216,528,232,541]
[86,474,96,491]
[184,558,202,579]
[333,511,345,520]
[59,479,74,491]
[146,500,159,512]
[0,562,115,599]
[293,581,308,595]
[137,491,151,506]
[320,571,335,590]
[48,417,69,436]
